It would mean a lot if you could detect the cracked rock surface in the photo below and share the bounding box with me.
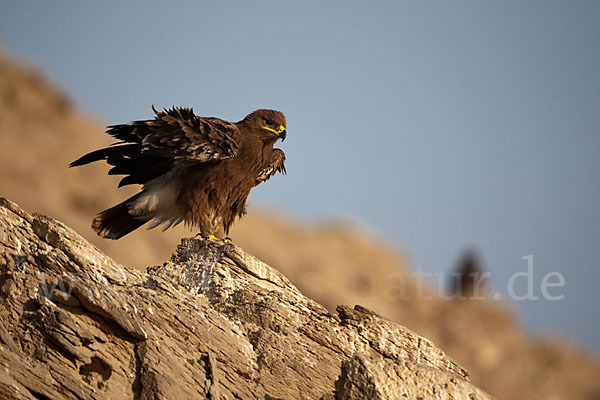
[0,197,493,399]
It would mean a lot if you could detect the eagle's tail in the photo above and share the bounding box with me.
[92,193,150,240]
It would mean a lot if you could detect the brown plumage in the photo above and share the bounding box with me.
[70,106,287,239]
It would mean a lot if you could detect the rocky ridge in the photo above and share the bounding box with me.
[0,197,493,399]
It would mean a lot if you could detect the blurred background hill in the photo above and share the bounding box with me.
[1,46,600,400]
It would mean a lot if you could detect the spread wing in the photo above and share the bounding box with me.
[108,106,240,162]
[70,106,241,187]
[256,148,286,185]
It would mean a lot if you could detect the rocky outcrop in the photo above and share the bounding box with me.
[0,197,493,399]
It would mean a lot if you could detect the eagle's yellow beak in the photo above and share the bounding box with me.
[277,125,287,141]
[265,125,287,141]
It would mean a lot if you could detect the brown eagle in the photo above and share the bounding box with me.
[70,106,287,240]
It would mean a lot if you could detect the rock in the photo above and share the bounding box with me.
[0,197,493,399]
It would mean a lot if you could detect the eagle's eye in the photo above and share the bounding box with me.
[264,119,274,127]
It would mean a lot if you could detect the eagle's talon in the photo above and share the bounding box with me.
[208,234,220,241]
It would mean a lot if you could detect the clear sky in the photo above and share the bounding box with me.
[2,1,599,354]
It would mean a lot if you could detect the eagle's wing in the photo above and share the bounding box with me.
[71,106,241,187]
[256,148,286,185]
[109,106,240,162]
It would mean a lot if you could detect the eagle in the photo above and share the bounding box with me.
[70,106,287,240]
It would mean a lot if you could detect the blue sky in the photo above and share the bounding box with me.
[2,1,599,353]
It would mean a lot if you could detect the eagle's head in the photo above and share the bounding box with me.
[243,109,287,142]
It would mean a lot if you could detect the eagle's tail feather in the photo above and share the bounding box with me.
[92,193,150,240]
